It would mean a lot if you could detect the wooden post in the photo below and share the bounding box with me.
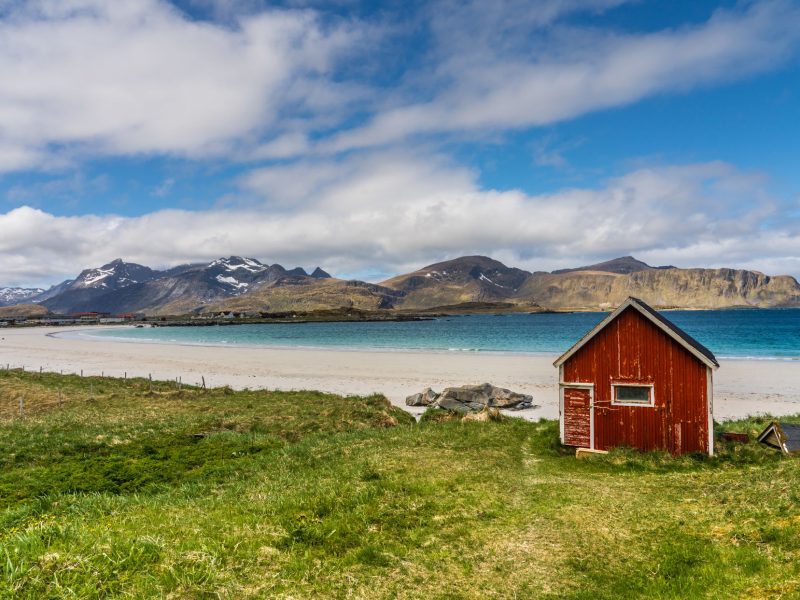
[201,376,206,390]
[149,374,153,393]
[18,397,23,416]
[58,389,63,407]
[81,369,83,378]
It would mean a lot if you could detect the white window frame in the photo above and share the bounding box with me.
[610,382,655,407]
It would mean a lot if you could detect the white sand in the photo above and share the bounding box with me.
[1,325,799,421]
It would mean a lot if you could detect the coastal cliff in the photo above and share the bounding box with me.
[517,268,800,310]
[380,255,800,311]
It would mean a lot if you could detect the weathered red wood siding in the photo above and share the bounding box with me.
[562,306,709,454]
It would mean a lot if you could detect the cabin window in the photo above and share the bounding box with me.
[612,384,653,406]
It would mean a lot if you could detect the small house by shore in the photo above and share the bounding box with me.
[554,297,719,456]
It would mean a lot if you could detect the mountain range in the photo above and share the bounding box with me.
[1,255,799,315]
[0,287,44,306]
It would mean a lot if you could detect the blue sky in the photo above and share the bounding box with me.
[0,0,799,286]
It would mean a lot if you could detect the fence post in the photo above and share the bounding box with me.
[18,397,23,416]
[201,376,206,390]
[149,374,153,393]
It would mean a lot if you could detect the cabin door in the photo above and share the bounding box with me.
[563,387,592,448]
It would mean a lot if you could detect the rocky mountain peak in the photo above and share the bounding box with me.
[380,255,532,308]
[552,256,675,275]
[207,256,268,273]
[0,287,45,307]
[71,259,158,290]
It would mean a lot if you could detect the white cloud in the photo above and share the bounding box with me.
[324,0,800,152]
[0,0,363,171]
[0,1,797,169]
[1,153,798,286]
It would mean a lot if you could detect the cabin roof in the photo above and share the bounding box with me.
[553,297,719,369]
[757,422,800,454]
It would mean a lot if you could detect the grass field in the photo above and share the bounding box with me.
[1,369,799,599]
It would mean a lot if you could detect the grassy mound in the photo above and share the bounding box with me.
[1,369,799,598]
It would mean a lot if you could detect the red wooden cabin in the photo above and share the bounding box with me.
[554,297,719,456]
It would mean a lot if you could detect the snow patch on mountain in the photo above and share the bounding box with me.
[216,275,250,290]
[82,268,115,287]
[209,257,267,273]
[71,259,155,291]
[478,273,508,288]
[0,287,44,306]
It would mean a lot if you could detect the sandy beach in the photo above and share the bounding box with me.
[1,325,799,421]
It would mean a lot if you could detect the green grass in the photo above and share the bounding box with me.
[1,370,799,598]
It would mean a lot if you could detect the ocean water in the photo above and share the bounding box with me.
[83,309,800,360]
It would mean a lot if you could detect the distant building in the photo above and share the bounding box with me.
[554,297,718,456]
[41,319,79,326]
[74,312,111,319]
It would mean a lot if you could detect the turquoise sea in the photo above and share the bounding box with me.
[84,309,800,360]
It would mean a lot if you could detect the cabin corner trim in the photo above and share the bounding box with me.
[707,366,714,457]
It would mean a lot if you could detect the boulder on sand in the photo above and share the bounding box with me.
[487,386,533,409]
[436,382,494,410]
[436,395,475,413]
[405,387,439,407]
[435,383,534,411]
[406,383,536,412]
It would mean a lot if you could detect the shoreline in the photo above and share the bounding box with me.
[2,326,800,421]
[50,327,563,357]
[51,325,800,362]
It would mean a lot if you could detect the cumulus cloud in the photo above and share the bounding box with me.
[324,0,800,152]
[0,1,798,168]
[1,153,798,286]
[0,0,363,171]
